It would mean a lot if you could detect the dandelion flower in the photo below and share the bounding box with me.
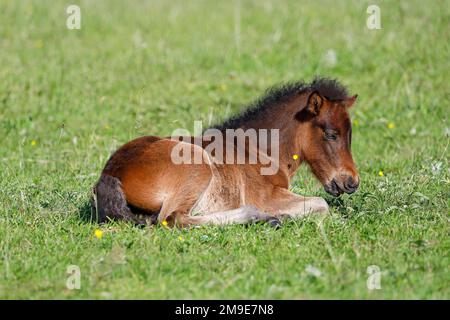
[34,39,43,49]
[378,170,384,177]
[161,220,168,227]
[292,154,299,160]
[387,122,395,129]
[31,140,37,146]
[178,236,184,241]
[94,229,103,239]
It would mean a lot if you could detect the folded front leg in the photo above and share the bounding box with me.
[262,187,329,220]
[180,205,281,227]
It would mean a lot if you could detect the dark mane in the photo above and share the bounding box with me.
[209,77,348,131]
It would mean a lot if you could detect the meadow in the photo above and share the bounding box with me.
[0,0,448,299]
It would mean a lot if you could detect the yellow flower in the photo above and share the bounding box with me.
[178,236,184,241]
[220,84,228,92]
[387,122,395,129]
[353,119,359,126]
[34,39,43,49]
[31,140,37,146]
[292,154,299,160]
[161,220,168,227]
[378,170,384,177]
[94,229,103,239]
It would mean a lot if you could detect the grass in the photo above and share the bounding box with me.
[0,0,449,299]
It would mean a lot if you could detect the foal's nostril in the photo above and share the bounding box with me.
[344,176,359,193]
[324,179,343,197]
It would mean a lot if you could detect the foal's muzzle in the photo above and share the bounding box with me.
[324,176,359,197]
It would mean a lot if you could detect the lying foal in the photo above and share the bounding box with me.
[92,78,359,227]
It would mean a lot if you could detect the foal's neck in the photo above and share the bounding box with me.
[241,94,308,180]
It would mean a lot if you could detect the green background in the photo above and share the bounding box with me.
[0,0,448,299]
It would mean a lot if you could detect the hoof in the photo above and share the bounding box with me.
[267,217,282,229]
[311,197,329,213]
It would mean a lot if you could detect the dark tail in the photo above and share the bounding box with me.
[91,175,148,226]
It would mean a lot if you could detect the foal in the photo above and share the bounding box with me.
[92,78,359,227]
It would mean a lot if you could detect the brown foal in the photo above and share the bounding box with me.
[91,78,359,227]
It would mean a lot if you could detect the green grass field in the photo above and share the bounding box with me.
[0,0,449,299]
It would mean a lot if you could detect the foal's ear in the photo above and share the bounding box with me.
[306,91,324,115]
[343,94,358,108]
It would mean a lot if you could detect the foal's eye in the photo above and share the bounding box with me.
[324,131,337,141]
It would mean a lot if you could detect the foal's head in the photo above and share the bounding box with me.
[296,91,359,196]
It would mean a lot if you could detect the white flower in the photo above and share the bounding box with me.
[431,161,442,175]
[445,127,450,137]
[322,49,337,68]
[132,30,148,49]
[305,265,322,277]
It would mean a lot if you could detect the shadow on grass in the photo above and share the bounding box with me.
[78,201,95,224]
[325,196,345,208]
[76,200,153,229]
[324,195,354,218]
